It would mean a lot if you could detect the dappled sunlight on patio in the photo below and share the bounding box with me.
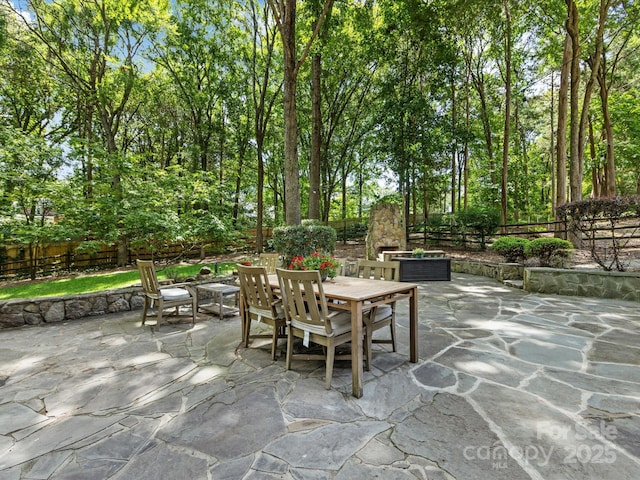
[453,359,503,376]
[3,274,640,478]
[187,365,226,384]
[464,319,555,339]
[5,355,47,375]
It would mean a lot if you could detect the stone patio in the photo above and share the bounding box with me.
[1,272,640,479]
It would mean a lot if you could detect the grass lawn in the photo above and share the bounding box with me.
[0,263,236,301]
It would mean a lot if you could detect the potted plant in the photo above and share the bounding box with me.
[412,248,425,258]
[288,249,341,281]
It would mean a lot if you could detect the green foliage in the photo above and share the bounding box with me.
[424,209,500,248]
[524,238,573,267]
[425,214,447,232]
[373,194,404,207]
[272,224,337,265]
[336,222,368,241]
[491,236,530,263]
[557,196,640,271]
[456,207,501,249]
[288,250,341,279]
[0,126,67,278]
[1,0,640,274]
[58,161,233,260]
[557,195,640,219]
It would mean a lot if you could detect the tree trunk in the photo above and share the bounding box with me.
[555,34,571,237]
[501,0,512,230]
[256,140,265,252]
[450,74,457,214]
[477,81,495,184]
[250,0,280,251]
[282,2,301,226]
[597,47,616,197]
[268,0,334,226]
[464,62,470,211]
[550,72,556,213]
[601,88,615,197]
[566,0,581,204]
[579,0,610,197]
[588,115,600,197]
[309,52,322,220]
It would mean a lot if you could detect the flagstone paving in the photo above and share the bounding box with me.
[1,272,640,479]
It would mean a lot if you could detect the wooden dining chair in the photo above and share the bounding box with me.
[237,264,286,360]
[332,258,352,277]
[136,260,197,327]
[276,268,364,389]
[355,259,400,365]
[257,253,280,274]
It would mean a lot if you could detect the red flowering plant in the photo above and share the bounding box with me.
[288,250,341,279]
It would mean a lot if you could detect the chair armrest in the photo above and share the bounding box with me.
[326,309,347,320]
[160,281,190,288]
[159,282,196,295]
[270,297,283,307]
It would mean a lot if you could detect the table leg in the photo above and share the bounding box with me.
[240,293,246,344]
[350,300,364,398]
[195,288,202,313]
[216,291,224,319]
[409,286,418,363]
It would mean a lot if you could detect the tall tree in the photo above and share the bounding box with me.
[247,0,282,251]
[151,0,236,173]
[267,0,333,225]
[556,34,571,232]
[308,0,333,220]
[8,0,170,265]
[577,0,611,197]
[500,0,513,227]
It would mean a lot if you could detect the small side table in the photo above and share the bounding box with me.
[196,283,240,319]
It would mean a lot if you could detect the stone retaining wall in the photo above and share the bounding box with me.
[0,276,236,329]
[523,267,640,302]
[4,263,639,329]
[451,260,524,282]
[452,259,640,302]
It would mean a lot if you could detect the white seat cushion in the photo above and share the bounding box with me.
[161,288,192,301]
[251,304,285,321]
[291,311,352,337]
[371,305,393,323]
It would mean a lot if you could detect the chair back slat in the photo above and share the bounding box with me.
[137,260,161,296]
[333,258,348,276]
[257,253,280,274]
[355,260,400,282]
[276,268,333,335]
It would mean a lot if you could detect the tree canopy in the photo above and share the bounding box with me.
[1,0,639,259]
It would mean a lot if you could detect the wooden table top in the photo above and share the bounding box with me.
[268,274,417,302]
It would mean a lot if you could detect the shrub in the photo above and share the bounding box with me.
[272,223,337,265]
[336,222,368,241]
[456,207,501,250]
[491,237,530,263]
[524,238,573,267]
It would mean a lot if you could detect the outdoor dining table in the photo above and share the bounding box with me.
[268,274,419,398]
